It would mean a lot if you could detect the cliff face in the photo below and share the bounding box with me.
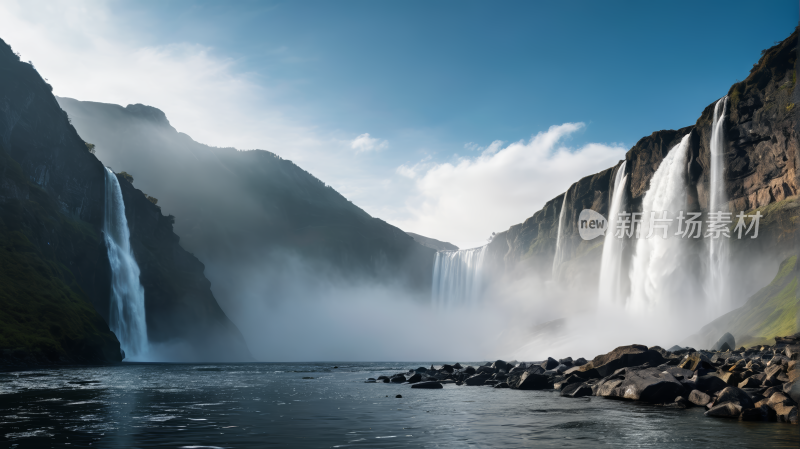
[56,97,436,320]
[487,30,799,299]
[0,37,251,362]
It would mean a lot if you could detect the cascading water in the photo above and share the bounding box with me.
[432,246,488,307]
[628,134,693,314]
[552,189,569,279]
[707,97,729,313]
[103,167,149,360]
[598,160,628,306]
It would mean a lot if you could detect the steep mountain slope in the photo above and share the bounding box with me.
[0,37,250,362]
[407,232,458,251]
[56,97,436,317]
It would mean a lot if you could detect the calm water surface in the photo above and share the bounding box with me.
[0,363,797,448]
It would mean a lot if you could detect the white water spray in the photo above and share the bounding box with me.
[432,246,488,307]
[552,189,569,279]
[628,134,693,315]
[707,97,729,314]
[598,160,628,306]
[103,167,149,359]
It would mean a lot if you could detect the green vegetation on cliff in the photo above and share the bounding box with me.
[0,146,121,365]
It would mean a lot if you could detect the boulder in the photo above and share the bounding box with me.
[411,381,443,389]
[678,353,713,371]
[738,377,762,389]
[786,345,800,360]
[718,342,733,352]
[561,382,592,398]
[668,345,685,352]
[705,402,742,419]
[390,375,406,383]
[578,345,666,378]
[464,373,490,386]
[541,357,559,370]
[494,382,509,388]
[407,373,422,384]
[688,389,711,406]
[716,371,744,386]
[559,357,574,366]
[453,363,463,369]
[573,357,588,366]
[695,374,729,394]
[508,371,552,390]
[712,333,736,352]
[615,367,684,403]
[773,403,799,423]
[662,366,694,380]
[491,360,511,372]
[441,364,454,373]
[716,387,755,409]
[464,366,476,375]
[739,407,763,421]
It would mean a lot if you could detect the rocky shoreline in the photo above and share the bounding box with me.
[367,332,800,425]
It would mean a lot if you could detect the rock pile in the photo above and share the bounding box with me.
[370,333,800,425]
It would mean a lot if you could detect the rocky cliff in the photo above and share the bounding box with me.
[0,37,251,363]
[486,29,799,308]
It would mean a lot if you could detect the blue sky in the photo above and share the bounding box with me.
[1,0,797,247]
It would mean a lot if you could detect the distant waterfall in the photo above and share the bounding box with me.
[552,189,569,278]
[598,160,628,306]
[628,134,692,314]
[103,167,148,359]
[432,246,488,306]
[707,97,729,313]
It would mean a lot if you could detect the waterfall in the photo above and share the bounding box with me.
[432,246,488,306]
[598,160,628,306]
[552,189,569,278]
[628,134,692,314]
[103,167,149,359]
[707,97,729,313]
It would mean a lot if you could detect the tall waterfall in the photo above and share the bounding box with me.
[598,160,628,306]
[552,189,569,278]
[432,246,488,306]
[707,97,729,313]
[103,167,148,359]
[628,134,692,314]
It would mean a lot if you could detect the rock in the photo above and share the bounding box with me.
[453,363,463,369]
[382,378,390,383]
[390,375,406,383]
[716,387,755,409]
[688,389,711,406]
[786,345,800,360]
[668,345,685,352]
[395,394,402,398]
[615,367,684,403]
[673,396,692,408]
[407,373,422,384]
[716,371,744,386]
[738,377,762,389]
[411,381,443,389]
[767,392,795,408]
[712,332,736,352]
[441,364,454,373]
[559,357,574,366]
[718,342,733,352]
[464,366,476,375]
[561,382,592,398]
[662,366,694,380]
[541,357,559,370]
[678,353,713,371]
[491,360,511,372]
[595,378,624,397]
[494,382,509,388]
[773,403,799,423]
[464,373,491,386]
[695,374,729,394]
[578,345,666,378]
[739,407,763,421]
[573,357,588,366]
[786,381,800,404]
[508,371,552,390]
[476,366,495,375]
[705,402,742,419]
[365,378,376,383]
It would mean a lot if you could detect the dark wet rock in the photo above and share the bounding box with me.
[610,367,684,403]
[668,345,685,352]
[739,407,763,421]
[773,403,799,423]
[453,363,463,369]
[508,371,552,390]
[678,353,713,371]
[464,366,476,375]
[407,373,422,384]
[578,345,666,379]
[786,345,800,360]
[662,366,694,380]
[411,381,443,389]
[491,360,511,372]
[441,364,454,373]
[689,389,711,406]
[365,378,376,383]
[541,357,559,370]
[464,373,491,386]
[476,366,495,375]
[705,402,742,419]
[559,357,573,366]
[573,358,588,367]
[390,375,406,383]
[672,396,692,408]
[561,382,592,398]
[395,394,402,398]
[738,377,762,389]
[494,382,509,388]
[716,387,755,409]
[716,371,744,386]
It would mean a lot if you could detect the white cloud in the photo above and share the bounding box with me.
[393,123,626,248]
[350,133,388,153]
